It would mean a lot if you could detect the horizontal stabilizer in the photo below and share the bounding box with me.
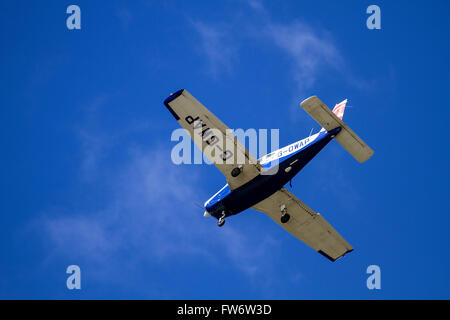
[300,96,374,163]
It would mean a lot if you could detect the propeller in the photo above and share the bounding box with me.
[194,202,211,217]
[193,202,204,209]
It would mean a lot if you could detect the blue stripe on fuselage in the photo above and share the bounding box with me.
[205,127,341,219]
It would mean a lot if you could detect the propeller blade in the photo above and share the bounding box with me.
[193,202,203,209]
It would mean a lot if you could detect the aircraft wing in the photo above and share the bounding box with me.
[164,89,261,190]
[252,188,353,261]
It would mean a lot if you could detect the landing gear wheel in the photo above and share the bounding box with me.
[231,167,241,177]
[280,213,290,224]
[217,218,226,227]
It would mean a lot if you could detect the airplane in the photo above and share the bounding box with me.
[163,90,374,261]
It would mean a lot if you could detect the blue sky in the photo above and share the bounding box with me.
[1,0,449,299]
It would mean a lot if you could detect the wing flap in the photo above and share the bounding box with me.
[252,188,353,261]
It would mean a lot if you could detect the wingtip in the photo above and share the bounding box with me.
[318,250,337,262]
[163,89,185,106]
[163,89,185,121]
[318,248,354,262]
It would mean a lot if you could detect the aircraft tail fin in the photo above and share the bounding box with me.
[319,99,347,132]
[332,99,347,120]
[301,96,374,163]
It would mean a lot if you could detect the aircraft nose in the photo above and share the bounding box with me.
[203,211,211,217]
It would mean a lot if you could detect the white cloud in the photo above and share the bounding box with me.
[266,21,343,92]
[115,7,133,29]
[76,95,111,181]
[43,215,114,260]
[192,2,352,101]
[192,21,238,77]
[38,142,280,279]
[247,0,265,13]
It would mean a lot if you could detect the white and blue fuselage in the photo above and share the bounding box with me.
[204,126,342,220]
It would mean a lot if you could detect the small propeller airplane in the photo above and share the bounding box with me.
[164,90,373,261]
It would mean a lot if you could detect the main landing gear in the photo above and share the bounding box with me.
[231,165,243,177]
[217,211,226,227]
[280,204,290,224]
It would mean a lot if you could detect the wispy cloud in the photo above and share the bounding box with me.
[192,1,355,99]
[75,95,111,181]
[115,7,133,29]
[266,21,343,93]
[40,148,209,260]
[37,139,280,282]
[263,20,346,122]
[192,21,238,77]
[247,0,265,12]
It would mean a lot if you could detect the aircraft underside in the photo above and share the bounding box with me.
[207,127,341,220]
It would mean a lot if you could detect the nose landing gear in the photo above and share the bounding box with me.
[217,211,226,227]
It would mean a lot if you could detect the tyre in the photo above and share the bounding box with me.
[280,213,290,224]
[231,167,241,177]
